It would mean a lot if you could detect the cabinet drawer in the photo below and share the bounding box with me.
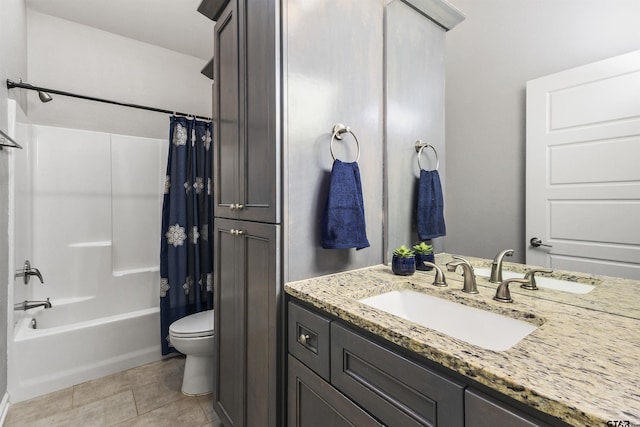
[331,323,465,427]
[288,355,383,427]
[288,302,331,381]
[465,389,553,427]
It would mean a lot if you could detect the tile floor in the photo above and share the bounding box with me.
[4,356,224,427]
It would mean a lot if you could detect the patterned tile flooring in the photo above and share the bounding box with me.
[4,356,223,426]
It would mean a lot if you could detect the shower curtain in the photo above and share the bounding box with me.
[160,116,214,355]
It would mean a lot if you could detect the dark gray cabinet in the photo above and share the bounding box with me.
[331,323,464,426]
[287,301,464,427]
[212,0,281,425]
[213,218,280,426]
[213,0,278,224]
[287,300,569,427]
[288,355,383,427]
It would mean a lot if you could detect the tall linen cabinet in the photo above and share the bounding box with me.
[208,0,463,425]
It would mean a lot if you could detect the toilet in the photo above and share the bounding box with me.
[168,309,215,395]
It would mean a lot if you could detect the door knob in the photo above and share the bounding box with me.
[530,237,552,248]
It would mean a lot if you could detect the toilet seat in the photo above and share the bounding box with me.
[169,310,214,339]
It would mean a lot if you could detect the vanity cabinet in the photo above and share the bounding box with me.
[288,301,463,426]
[287,299,567,427]
[213,218,280,426]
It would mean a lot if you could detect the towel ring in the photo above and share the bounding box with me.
[415,140,439,171]
[330,123,360,162]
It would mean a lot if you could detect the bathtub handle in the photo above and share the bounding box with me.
[15,260,44,284]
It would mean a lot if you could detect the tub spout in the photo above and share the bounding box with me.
[14,298,52,311]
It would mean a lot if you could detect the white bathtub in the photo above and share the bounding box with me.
[9,299,161,402]
[8,124,167,403]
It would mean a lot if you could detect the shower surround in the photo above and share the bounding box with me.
[9,123,167,402]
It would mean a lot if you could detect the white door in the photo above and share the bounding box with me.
[526,50,640,280]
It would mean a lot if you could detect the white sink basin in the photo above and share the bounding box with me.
[473,268,594,294]
[359,290,537,352]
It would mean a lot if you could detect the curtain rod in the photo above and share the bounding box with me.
[6,79,211,121]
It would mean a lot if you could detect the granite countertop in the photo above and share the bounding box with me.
[285,254,640,426]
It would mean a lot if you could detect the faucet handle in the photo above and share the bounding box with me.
[30,267,44,284]
[494,278,529,303]
[522,268,553,290]
[422,262,447,287]
[16,260,44,284]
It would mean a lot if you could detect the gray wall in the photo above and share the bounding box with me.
[0,0,28,403]
[444,0,640,263]
[284,0,385,281]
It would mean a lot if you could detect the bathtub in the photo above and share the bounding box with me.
[8,124,168,403]
[9,299,161,402]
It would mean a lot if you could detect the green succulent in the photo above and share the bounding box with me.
[412,242,433,254]
[393,245,415,258]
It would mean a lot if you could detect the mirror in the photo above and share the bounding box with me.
[434,254,640,320]
[384,0,457,262]
[442,1,640,284]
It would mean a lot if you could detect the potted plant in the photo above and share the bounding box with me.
[391,245,416,276]
[413,242,434,271]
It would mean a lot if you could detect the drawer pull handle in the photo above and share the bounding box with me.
[299,334,310,345]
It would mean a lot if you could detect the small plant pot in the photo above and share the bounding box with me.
[392,255,416,276]
[415,252,435,271]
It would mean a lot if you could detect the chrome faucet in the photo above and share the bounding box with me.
[15,260,44,285]
[14,298,52,311]
[489,249,514,283]
[421,262,447,287]
[446,256,478,294]
[494,278,530,303]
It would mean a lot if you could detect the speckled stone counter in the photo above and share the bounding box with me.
[285,256,640,426]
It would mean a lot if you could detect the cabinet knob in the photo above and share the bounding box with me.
[299,334,310,345]
[236,204,244,210]
[230,229,244,236]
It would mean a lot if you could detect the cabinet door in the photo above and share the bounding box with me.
[213,0,279,223]
[288,355,383,427]
[213,0,241,220]
[242,220,281,426]
[465,389,554,427]
[213,217,281,427]
[331,323,464,427]
[241,0,279,224]
[213,217,244,426]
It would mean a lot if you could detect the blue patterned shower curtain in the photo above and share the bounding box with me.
[160,116,214,355]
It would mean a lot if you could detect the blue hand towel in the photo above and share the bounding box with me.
[321,160,370,250]
[417,169,446,240]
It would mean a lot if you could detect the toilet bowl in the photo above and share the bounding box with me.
[169,309,214,395]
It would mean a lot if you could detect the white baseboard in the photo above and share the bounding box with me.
[0,392,10,426]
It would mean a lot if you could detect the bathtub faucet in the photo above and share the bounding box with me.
[14,298,52,311]
[15,260,44,285]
